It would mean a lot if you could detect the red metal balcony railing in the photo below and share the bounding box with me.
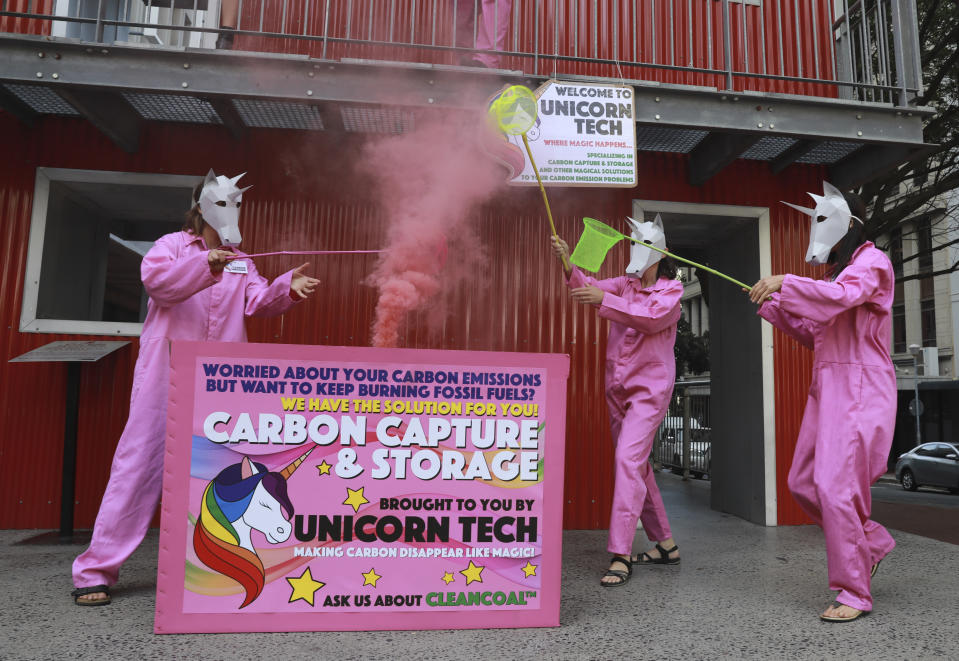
[0,0,923,106]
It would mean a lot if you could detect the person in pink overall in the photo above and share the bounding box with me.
[552,215,683,587]
[455,0,514,67]
[71,172,319,606]
[749,186,896,622]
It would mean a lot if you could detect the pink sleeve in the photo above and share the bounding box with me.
[141,234,219,307]
[597,278,683,334]
[779,251,891,324]
[243,263,299,318]
[568,266,627,295]
[757,293,816,350]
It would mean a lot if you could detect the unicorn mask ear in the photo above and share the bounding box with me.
[625,214,666,278]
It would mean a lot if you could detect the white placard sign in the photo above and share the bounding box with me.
[508,80,636,188]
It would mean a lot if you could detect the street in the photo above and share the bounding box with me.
[872,480,959,508]
[871,480,959,545]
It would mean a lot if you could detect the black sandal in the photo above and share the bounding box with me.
[71,585,111,606]
[635,543,680,566]
[600,555,633,587]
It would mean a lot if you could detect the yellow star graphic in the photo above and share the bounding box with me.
[343,486,370,512]
[521,561,537,578]
[460,560,484,585]
[362,567,381,587]
[315,460,332,476]
[442,571,455,585]
[286,567,325,606]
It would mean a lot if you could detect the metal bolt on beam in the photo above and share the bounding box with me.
[36,72,42,78]
[183,63,190,69]
[52,73,59,79]
[181,82,188,88]
[307,90,313,96]
[37,52,44,58]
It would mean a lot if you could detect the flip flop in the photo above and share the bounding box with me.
[600,555,633,587]
[819,602,869,622]
[871,558,882,577]
[71,585,111,607]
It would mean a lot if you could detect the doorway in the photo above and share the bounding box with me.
[634,200,776,526]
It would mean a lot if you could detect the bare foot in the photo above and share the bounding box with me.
[632,537,680,563]
[600,556,632,586]
[75,591,110,605]
[821,603,865,621]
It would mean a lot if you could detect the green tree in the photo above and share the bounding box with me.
[861,0,958,278]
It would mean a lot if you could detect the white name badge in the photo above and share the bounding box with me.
[224,260,249,274]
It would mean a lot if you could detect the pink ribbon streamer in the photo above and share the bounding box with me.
[225,250,383,260]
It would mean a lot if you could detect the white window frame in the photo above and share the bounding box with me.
[21,167,198,337]
[633,199,775,525]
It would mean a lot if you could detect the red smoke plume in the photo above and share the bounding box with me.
[363,117,507,347]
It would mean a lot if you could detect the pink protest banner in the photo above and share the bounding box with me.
[155,341,569,633]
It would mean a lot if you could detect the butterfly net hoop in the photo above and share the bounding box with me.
[569,217,625,272]
[490,86,538,136]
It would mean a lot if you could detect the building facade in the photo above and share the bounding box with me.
[0,1,930,529]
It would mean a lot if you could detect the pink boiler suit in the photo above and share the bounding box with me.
[73,231,299,588]
[455,0,514,67]
[568,268,683,555]
[758,242,896,611]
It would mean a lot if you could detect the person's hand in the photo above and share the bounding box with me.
[290,263,320,300]
[551,235,570,261]
[208,248,234,274]
[748,275,785,304]
[571,285,603,305]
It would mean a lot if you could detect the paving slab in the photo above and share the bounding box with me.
[2,474,956,660]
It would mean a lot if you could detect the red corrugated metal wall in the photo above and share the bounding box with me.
[0,113,822,528]
[0,0,53,35]
[232,0,835,98]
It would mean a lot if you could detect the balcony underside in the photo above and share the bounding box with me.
[0,34,934,189]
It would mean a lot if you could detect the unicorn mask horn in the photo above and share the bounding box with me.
[783,181,862,266]
[198,169,252,247]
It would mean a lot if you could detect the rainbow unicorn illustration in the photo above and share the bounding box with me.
[193,447,313,608]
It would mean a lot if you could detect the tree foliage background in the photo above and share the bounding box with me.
[862,0,959,278]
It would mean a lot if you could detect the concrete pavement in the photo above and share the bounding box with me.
[2,474,957,660]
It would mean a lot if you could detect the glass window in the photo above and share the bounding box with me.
[915,444,935,457]
[917,218,933,274]
[21,168,197,336]
[920,286,936,348]
[892,303,906,354]
[890,228,903,279]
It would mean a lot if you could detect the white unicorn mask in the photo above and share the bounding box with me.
[783,181,862,265]
[625,214,666,278]
[198,169,251,247]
